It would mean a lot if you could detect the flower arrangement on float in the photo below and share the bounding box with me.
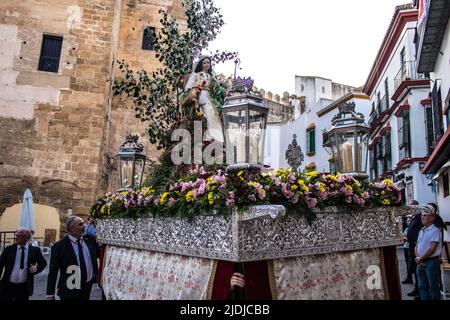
[91,166,402,221]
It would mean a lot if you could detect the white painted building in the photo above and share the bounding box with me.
[418,0,450,243]
[363,4,435,205]
[264,76,371,173]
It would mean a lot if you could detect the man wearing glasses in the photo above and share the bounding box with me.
[46,216,99,300]
[415,208,442,300]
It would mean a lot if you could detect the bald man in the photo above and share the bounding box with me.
[0,228,47,300]
[46,216,99,300]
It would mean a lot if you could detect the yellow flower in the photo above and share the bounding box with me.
[383,179,394,187]
[306,171,319,178]
[298,180,309,192]
[344,184,353,191]
[237,170,244,176]
[326,174,338,182]
[318,183,326,193]
[248,181,257,187]
[206,177,214,185]
[160,192,169,205]
[185,191,194,202]
[208,192,214,205]
[381,191,385,195]
[382,199,391,205]
[291,185,298,191]
[144,187,155,197]
[354,180,361,188]
[274,168,287,179]
[100,205,106,214]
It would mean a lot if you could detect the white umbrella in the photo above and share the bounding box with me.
[19,188,35,233]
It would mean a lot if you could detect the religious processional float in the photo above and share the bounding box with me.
[90,61,429,300]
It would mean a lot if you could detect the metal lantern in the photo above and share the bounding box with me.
[117,134,147,191]
[221,77,268,169]
[327,102,369,179]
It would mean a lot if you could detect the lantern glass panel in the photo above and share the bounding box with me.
[133,158,146,188]
[338,130,356,173]
[119,156,135,189]
[223,109,248,163]
[355,130,368,172]
[248,109,266,163]
[328,132,339,171]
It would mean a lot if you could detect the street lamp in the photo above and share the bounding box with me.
[117,134,147,191]
[327,102,369,179]
[221,77,269,170]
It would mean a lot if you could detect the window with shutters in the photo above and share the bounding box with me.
[38,35,63,73]
[306,128,315,155]
[381,132,392,173]
[398,112,411,160]
[384,78,389,108]
[424,104,435,155]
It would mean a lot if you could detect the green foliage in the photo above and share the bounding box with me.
[113,0,237,150]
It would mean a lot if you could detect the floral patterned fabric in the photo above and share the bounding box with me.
[273,249,385,300]
[102,246,215,300]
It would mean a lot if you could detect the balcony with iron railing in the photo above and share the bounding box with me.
[393,61,429,101]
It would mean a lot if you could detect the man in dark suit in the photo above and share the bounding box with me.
[406,200,424,298]
[46,216,99,300]
[0,228,47,300]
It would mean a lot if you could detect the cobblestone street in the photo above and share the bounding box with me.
[27,246,413,300]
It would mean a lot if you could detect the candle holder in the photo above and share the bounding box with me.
[117,134,147,191]
[327,102,369,180]
[221,77,269,173]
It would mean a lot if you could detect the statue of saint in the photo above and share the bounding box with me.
[181,56,225,143]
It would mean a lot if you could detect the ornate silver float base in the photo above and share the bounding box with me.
[97,205,425,262]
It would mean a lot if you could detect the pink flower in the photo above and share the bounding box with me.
[374,181,386,189]
[168,197,176,207]
[353,195,365,206]
[291,195,299,204]
[288,173,296,183]
[248,194,257,202]
[319,192,329,200]
[341,187,353,197]
[197,180,206,195]
[257,188,266,200]
[306,197,317,208]
[345,196,352,203]
[226,198,235,207]
[272,176,282,186]
[337,176,346,183]
[213,175,227,184]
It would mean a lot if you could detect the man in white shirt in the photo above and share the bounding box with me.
[415,209,442,300]
[46,216,99,300]
[0,228,47,300]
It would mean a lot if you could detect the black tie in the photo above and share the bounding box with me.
[19,246,25,269]
[77,240,87,284]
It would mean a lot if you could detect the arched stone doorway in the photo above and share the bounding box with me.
[0,203,61,246]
